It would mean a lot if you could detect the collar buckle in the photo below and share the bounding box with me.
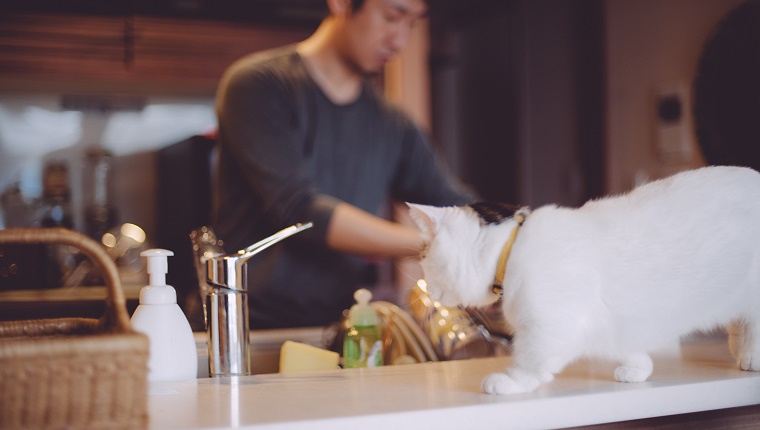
[491,207,529,297]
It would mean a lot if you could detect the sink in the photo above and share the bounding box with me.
[194,326,326,377]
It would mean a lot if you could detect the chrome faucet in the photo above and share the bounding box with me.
[190,222,313,377]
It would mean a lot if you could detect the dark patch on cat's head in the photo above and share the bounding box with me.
[467,201,522,225]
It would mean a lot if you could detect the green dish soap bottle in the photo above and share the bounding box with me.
[343,288,383,368]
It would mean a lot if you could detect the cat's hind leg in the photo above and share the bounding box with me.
[613,352,653,383]
[730,319,760,371]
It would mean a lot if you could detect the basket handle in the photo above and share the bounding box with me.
[0,227,132,333]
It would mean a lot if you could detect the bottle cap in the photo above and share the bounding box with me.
[349,288,378,327]
[139,249,176,304]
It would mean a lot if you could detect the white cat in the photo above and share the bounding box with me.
[408,165,760,395]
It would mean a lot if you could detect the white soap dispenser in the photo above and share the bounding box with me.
[131,249,197,381]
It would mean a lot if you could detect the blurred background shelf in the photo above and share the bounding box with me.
[0,283,141,321]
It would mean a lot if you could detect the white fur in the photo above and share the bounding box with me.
[408,166,760,394]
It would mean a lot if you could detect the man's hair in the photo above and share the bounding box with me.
[349,0,429,13]
[351,0,366,12]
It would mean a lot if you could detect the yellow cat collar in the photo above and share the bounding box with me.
[492,209,528,297]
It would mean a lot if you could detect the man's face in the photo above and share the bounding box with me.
[338,0,427,76]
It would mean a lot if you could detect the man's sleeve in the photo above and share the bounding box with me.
[391,122,476,206]
[216,63,337,243]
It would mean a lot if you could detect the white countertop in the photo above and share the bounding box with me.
[148,335,760,430]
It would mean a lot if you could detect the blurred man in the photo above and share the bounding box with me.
[214,0,473,328]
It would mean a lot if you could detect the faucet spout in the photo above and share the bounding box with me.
[205,222,313,291]
[237,222,313,261]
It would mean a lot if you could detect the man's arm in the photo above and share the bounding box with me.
[325,202,423,257]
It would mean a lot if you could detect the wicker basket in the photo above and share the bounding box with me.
[0,228,149,430]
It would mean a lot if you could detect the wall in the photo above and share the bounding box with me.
[604,0,745,194]
[517,0,605,207]
[428,0,606,208]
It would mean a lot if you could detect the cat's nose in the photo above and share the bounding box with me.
[429,289,444,302]
[435,291,461,308]
[439,294,460,308]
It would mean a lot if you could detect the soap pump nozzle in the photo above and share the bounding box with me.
[349,288,378,327]
[139,249,176,305]
[145,248,171,285]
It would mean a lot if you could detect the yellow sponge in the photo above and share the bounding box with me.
[279,341,340,374]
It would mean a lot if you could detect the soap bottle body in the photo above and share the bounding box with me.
[130,248,197,382]
[343,324,383,368]
[131,302,197,381]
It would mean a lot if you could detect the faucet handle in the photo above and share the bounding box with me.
[191,226,224,251]
[190,226,227,324]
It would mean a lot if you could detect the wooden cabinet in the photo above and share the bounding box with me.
[0,13,313,94]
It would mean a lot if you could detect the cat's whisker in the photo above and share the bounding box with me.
[397,255,422,263]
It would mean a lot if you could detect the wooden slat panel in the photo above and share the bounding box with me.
[129,16,309,82]
[0,14,126,74]
[0,13,312,93]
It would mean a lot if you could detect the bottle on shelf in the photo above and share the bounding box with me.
[38,161,73,229]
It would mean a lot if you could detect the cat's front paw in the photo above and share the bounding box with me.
[614,353,653,383]
[737,350,760,371]
[614,365,651,383]
[481,371,540,394]
[481,373,522,394]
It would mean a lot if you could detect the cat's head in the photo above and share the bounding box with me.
[408,202,526,308]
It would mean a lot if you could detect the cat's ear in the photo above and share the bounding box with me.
[407,203,444,234]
